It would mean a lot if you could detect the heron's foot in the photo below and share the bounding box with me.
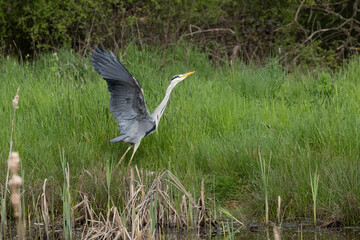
[113,146,132,172]
[127,143,139,166]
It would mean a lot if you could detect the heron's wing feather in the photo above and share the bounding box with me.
[90,45,154,136]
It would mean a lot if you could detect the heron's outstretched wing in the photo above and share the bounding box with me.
[90,45,154,138]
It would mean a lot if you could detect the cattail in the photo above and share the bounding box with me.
[12,87,20,109]
[8,154,20,173]
[8,152,25,239]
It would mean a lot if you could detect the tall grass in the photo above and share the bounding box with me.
[60,148,72,239]
[310,168,319,228]
[258,152,270,226]
[0,45,360,226]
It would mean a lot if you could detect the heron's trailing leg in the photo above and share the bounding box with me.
[114,145,132,170]
[128,143,140,167]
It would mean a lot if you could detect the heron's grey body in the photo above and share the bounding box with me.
[90,45,194,166]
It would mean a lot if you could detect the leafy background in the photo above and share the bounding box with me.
[1,0,359,67]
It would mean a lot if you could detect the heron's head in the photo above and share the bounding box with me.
[171,71,195,84]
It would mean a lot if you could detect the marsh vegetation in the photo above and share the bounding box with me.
[1,45,360,238]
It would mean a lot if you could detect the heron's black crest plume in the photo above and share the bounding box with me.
[171,75,179,80]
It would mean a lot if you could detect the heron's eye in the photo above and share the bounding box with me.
[171,75,179,81]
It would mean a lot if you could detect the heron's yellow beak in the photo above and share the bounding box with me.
[183,71,195,77]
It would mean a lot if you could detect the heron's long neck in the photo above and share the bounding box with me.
[151,81,178,125]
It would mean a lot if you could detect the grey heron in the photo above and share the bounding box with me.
[90,45,194,166]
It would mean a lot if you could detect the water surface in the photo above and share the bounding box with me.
[164,225,360,240]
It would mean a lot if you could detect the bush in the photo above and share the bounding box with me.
[0,0,359,67]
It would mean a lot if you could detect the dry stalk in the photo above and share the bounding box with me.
[197,179,206,233]
[77,168,217,239]
[5,87,20,201]
[8,87,20,156]
[178,25,238,43]
[8,152,25,239]
[277,196,281,225]
[2,87,20,240]
[273,225,281,240]
[41,179,50,238]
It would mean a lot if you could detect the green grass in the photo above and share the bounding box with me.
[1,44,360,226]
[310,167,319,228]
[258,152,270,226]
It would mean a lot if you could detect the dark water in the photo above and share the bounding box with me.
[163,225,360,240]
[225,228,360,240]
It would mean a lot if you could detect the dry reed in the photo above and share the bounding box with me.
[5,162,218,239]
[273,225,281,240]
[277,196,281,225]
[74,168,218,239]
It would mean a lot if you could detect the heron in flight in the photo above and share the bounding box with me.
[90,45,194,166]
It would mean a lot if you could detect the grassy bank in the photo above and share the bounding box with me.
[1,44,359,230]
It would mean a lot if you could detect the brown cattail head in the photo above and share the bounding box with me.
[12,95,19,109]
[10,192,21,208]
[12,87,20,109]
[9,175,22,188]
[8,152,20,173]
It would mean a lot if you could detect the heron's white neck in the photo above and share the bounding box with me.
[151,81,180,126]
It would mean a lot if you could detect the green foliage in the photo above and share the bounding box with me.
[277,1,359,68]
[1,0,357,68]
[316,72,334,97]
[0,0,226,55]
[294,40,339,68]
